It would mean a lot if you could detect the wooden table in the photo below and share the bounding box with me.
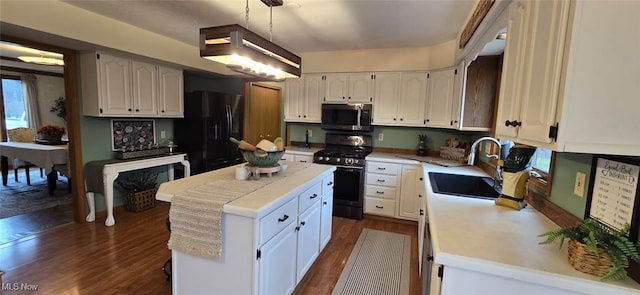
[84,153,190,226]
[0,142,69,195]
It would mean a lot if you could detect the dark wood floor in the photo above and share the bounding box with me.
[0,202,420,294]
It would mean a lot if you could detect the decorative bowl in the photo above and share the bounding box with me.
[239,148,285,167]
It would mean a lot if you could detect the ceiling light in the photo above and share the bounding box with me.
[17,56,64,66]
[200,0,301,81]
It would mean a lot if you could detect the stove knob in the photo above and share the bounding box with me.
[318,156,324,161]
[354,159,360,164]
[336,158,341,163]
[345,158,354,165]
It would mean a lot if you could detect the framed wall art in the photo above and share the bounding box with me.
[585,155,640,242]
[111,120,156,151]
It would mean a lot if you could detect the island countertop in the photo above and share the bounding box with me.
[156,162,335,219]
[422,162,640,294]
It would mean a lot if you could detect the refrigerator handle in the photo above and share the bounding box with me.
[226,105,233,139]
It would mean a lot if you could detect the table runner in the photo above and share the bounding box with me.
[168,162,308,260]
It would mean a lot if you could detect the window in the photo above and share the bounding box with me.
[2,76,28,130]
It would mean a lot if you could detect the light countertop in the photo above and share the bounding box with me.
[156,162,335,218]
[422,162,640,294]
[284,146,322,154]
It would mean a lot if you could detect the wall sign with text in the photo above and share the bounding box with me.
[585,155,640,242]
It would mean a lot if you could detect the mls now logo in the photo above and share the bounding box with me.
[2,282,39,291]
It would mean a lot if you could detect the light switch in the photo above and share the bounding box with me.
[160,131,166,139]
[574,172,586,197]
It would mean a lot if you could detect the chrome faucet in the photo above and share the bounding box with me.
[467,136,502,188]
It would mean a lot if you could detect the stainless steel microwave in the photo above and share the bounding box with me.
[321,103,373,131]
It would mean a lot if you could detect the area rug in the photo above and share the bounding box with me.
[0,169,72,219]
[332,229,411,295]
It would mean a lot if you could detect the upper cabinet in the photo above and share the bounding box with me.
[81,52,183,118]
[324,73,374,103]
[496,0,640,156]
[424,68,456,128]
[452,56,501,131]
[284,74,322,123]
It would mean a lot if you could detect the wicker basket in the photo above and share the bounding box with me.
[125,188,157,212]
[567,239,613,277]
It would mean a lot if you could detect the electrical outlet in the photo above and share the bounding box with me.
[378,133,384,141]
[574,172,586,197]
[307,129,312,137]
[160,131,166,139]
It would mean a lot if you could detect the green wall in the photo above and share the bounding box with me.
[286,123,490,151]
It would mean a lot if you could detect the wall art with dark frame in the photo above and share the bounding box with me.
[585,155,640,242]
[111,120,156,151]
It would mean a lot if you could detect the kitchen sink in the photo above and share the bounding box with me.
[428,172,501,200]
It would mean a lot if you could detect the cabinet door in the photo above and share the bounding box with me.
[450,61,466,130]
[398,165,420,220]
[284,78,303,121]
[258,221,298,295]
[303,74,324,122]
[296,203,321,282]
[425,68,456,128]
[158,66,184,117]
[99,54,132,116]
[399,72,428,126]
[495,0,529,138]
[347,73,374,103]
[320,191,333,250]
[324,74,348,102]
[131,60,158,116]
[372,72,401,125]
[515,0,569,144]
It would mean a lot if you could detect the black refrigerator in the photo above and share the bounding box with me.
[174,91,244,175]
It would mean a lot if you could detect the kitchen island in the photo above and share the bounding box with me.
[421,163,640,295]
[156,162,335,295]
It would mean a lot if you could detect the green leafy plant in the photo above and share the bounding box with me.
[50,96,66,121]
[539,218,640,281]
[116,171,158,193]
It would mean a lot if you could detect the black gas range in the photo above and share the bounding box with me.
[313,134,372,219]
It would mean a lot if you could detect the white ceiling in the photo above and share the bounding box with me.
[61,0,478,54]
[2,1,506,74]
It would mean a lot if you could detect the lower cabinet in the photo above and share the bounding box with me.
[365,158,423,221]
[296,202,321,282]
[259,221,298,295]
[171,171,334,295]
[281,151,313,163]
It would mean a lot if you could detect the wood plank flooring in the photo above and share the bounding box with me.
[0,202,420,294]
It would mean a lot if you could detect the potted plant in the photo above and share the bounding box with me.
[539,218,640,281]
[50,96,66,121]
[117,170,158,212]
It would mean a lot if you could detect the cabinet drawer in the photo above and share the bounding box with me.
[259,197,298,244]
[366,173,398,187]
[365,185,397,200]
[299,182,322,213]
[366,162,400,175]
[322,174,334,196]
[295,155,313,163]
[364,197,395,217]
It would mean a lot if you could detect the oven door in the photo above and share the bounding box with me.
[332,165,365,207]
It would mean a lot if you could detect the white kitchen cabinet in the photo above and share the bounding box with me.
[284,74,322,122]
[81,52,183,117]
[158,66,184,117]
[371,72,402,125]
[495,1,640,156]
[258,221,298,295]
[424,68,456,128]
[398,72,428,126]
[281,150,313,164]
[324,73,374,103]
[296,201,321,283]
[130,60,158,116]
[320,174,334,250]
[364,161,400,218]
[398,164,422,220]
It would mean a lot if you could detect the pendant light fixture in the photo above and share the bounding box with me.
[199,0,301,81]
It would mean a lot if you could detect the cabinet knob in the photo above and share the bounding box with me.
[393,118,397,121]
[400,118,404,121]
[342,96,346,100]
[136,109,140,112]
[348,96,351,100]
[277,215,289,222]
[375,205,384,209]
[377,179,385,183]
[300,221,306,226]
[376,191,384,194]
[310,193,318,199]
[161,110,165,113]
[128,108,132,112]
[426,119,430,122]
[323,201,328,205]
[327,181,333,186]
